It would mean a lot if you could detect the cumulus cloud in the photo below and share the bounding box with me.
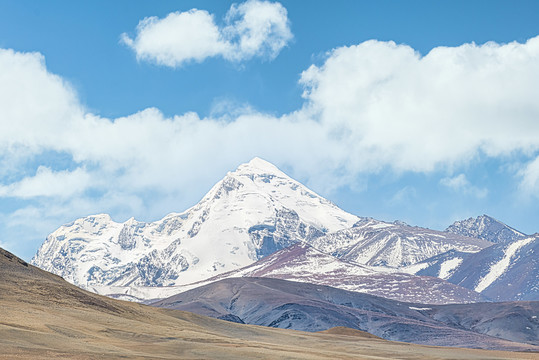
[121,0,292,67]
[223,0,292,60]
[300,37,539,174]
[3,35,539,255]
[0,167,93,199]
[0,49,84,152]
[440,174,488,198]
[3,37,539,189]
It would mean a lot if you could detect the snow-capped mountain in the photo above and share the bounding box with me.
[181,242,487,304]
[309,218,492,268]
[447,235,538,301]
[31,157,359,295]
[445,215,527,243]
[34,157,529,305]
[398,217,538,301]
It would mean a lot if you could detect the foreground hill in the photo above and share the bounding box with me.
[4,248,536,359]
[152,277,539,351]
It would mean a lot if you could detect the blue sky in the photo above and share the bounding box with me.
[1,0,539,260]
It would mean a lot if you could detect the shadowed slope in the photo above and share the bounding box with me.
[153,277,539,351]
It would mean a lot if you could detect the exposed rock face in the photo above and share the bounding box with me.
[249,209,325,258]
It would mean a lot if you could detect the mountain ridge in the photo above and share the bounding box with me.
[446,214,527,243]
[309,217,492,268]
[165,242,489,305]
[447,235,538,301]
[31,158,536,304]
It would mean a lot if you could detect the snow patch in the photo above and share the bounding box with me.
[438,257,463,279]
[474,237,534,293]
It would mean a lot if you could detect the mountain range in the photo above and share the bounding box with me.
[32,158,535,304]
[309,216,491,267]
[447,235,538,301]
[11,157,539,354]
[402,234,538,301]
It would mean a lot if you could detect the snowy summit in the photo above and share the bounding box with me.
[31,158,359,299]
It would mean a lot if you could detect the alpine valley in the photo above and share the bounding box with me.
[29,158,539,350]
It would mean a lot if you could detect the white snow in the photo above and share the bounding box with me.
[409,307,432,311]
[310,219,489,268]
[438,257,463,279]
[399,262,430,274]
[474,237,534,293]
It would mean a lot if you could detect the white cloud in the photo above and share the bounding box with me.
[390,186,417,205]
[121,10,228,67]
[519,157,539,196]
[0,49,84,152]
[0,167,92,199]
[223,0,292,61]
[440,174,488,198]
[121,0,292,67]
[3,35,539,252]
[440,174,469,190]
[300,37,539,174]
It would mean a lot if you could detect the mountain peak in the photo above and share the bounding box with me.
[235,157,284,175]
[445,215,527,243]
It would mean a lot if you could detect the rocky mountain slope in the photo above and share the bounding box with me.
[447,235,538,301]
[309,218,492,268]
[152,277,539,351]
[180,242,488,305]
[446,215,527,243]
[402,249,473,279]
[31,158,359,295]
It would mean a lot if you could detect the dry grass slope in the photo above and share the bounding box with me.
[0,247,536,359]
